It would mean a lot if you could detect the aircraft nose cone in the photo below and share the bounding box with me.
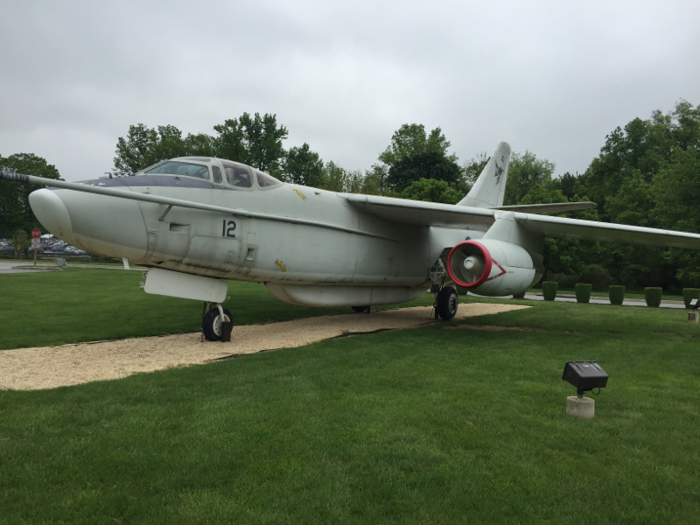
[29,185,149,262]
[28,188,73,239]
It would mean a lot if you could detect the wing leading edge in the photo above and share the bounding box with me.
[515,213,700,249]
[345,194,700,249]
[344,194,496,230]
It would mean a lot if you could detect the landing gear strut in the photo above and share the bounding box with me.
[202,303,233,341]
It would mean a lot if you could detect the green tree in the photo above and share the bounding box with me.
[323,162,346,192]
[463,152,489,187]
[400,178,463,204]
[344,170,365,194]
[183,133,216,157]
[284,143,324,187]
[0,153,61,238]
[379,124,456,166]
[580,99,700,289]
[212,119,248,163]
[114,114,290,176]
[503,151,555,205]
[113,123,159,175]
[113,124,196,175]
[361,164,387,196]
[238,112,288,176]
[387,151,462,193]
[151,125,187,161]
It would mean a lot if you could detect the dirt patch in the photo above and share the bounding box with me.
[444,324,537,331]
[444,324,584,333]
[0,303,530,391]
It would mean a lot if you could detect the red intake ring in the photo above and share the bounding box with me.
[446,240,493,289]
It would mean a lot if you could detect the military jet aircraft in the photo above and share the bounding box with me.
[3,142,700,340]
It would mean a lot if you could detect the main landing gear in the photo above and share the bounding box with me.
[430,256,459,321]
[202,303,233,341]
[435,286,459,320]
[351,305,371,313]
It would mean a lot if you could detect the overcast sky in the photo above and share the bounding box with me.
[1,0,699,182]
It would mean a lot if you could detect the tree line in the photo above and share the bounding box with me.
[2,101,699,291]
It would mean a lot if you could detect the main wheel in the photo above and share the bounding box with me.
[351,306,370,313]
[436,287,459,320]
[202,307,233,341]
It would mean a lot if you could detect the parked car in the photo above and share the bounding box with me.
[28,247,45,253]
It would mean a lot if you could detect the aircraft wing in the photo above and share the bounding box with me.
[516,213,700,249]
[344,194,496,230]
[493,202,597,214]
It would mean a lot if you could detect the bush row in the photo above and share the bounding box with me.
[534,284,700,308]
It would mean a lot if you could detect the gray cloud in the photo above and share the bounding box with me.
[1,0,699,181]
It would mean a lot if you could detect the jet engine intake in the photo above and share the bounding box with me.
[446,240,541,296]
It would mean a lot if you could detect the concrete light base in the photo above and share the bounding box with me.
[688,311,698,323]
[566,396,595,419]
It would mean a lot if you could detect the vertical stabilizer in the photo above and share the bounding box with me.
[458,142,511,208]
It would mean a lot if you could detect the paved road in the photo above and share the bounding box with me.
[0,261,145,274]
[0,261,56,274]
[522,293,686,309]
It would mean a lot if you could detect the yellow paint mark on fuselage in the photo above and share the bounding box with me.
[275,259,287,272]
[292,188,306,201]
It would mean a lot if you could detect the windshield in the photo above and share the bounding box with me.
[256,170,282,188]
[144,161,210,180]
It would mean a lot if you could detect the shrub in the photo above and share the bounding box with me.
[575,283,592,303]
[683,288,700,309]
[542,281,557,301]
[609,285,625,305]
[579,264,613,292]
[512,291,526,299]
[644,287,662,308]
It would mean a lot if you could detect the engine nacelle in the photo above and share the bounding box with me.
[446,240,542,296]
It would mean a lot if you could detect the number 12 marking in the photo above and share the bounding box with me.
[222,220,237,238]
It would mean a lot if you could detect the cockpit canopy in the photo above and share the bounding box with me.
[139,157,282,190]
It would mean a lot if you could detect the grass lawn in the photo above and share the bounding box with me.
[1,270,699,523]
[0,267,434,349]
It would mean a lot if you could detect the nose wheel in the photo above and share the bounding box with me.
[202,303,233,341]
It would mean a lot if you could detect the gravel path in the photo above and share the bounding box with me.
[0,303,529,391]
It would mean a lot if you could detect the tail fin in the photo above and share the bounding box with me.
[458,142,511,208]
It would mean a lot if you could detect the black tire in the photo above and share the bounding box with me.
[351,306,369,313]
[202,307,233,341]
[436,287,459,320]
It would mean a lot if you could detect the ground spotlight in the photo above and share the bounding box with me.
[562,361,608,419]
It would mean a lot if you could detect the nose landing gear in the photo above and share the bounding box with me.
[202,303,233,341]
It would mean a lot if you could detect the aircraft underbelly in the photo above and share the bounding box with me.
[266,283,427,307]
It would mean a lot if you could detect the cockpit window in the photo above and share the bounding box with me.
[212,166,222,184]
[145,161,210,180]
[256,170,282,188]
[221,160,252,189]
